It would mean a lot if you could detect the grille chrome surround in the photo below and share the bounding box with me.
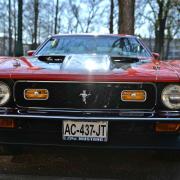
[14,81,157,110]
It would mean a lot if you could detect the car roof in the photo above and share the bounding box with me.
[51,33,136,38]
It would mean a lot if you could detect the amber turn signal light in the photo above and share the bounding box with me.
[155,123,180,133]
[24,89,49,100]
[0,119,15,128]
[121,90,146,102]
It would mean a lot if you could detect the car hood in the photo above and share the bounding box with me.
[165,60,180,78]
[0,55,179,82]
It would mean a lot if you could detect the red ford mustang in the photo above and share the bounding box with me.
[0,34,180,149]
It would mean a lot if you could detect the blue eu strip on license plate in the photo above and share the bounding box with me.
[62,121,108,142]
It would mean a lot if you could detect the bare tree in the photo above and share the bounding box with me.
[68,0,104,33]
[54,0,59,34]
[12,0,17,56]
[118,0,135,34]
[136,0,179,59]
[68,1,83,32]
[109,0,114,33]
[145,0,179,58]
[32,0,39,49]
[165,3,180,59]
[15,0,23,56]
[154,0,171,58]
[1,0,179,58]
[8,0,12,56]
[84,0,102,33]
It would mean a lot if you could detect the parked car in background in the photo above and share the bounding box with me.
[0,34,179,149]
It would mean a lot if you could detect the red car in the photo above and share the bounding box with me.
[0,34,179,149]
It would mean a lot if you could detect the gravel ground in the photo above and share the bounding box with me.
[0,147,180,180]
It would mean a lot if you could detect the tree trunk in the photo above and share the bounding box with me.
[15,0,23,56]
[8,0,12,56]
[54,0,59,34]
[3,16,6,55]
[154,0,171,59]
[165,38,172,60]
[109,0,114,33]
[118,0,135,35]
[165,28,173,60]
[13,0,17,56]
[32,0,39,49]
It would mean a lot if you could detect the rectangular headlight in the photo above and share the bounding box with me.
[24,89,49,100]
[121,90,146,102]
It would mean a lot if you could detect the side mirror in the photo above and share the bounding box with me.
[152,52,160,60]
[27,50,35,56]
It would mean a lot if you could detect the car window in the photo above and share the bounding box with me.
[36,36,151,58]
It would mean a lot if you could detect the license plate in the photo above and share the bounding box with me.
[63,121,108,142]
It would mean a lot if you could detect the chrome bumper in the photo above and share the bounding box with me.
[0,113,180,121]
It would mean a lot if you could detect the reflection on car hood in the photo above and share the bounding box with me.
[29,54,148,73]
[0,55,179,82]
[61,55,111,72]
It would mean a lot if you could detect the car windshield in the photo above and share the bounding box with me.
[36,36,151,58]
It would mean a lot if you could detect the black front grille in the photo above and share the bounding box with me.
[14,81,156,110]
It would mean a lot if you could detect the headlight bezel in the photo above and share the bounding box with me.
[0,81,11,106]
[161,84,180,110]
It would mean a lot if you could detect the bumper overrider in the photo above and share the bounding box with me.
[0,108,180,149]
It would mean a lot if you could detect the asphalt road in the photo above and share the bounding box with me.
[0,147,180,180]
